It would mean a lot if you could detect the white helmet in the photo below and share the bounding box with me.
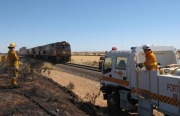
[142,45,151,50]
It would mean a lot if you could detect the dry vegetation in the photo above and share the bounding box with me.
[0,58,103,116]
[72,52,105,56]
[42,68,106,107]
[71,56,101,66]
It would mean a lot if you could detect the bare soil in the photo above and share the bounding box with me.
[42,69,106,107]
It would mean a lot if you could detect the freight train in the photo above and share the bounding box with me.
[26,41,71,62]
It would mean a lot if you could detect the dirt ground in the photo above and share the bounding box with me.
[0,73,88,116]
[42,69,107,107]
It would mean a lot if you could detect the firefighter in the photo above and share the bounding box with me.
[3,55,7,63]
[137,45,158,71]
[0,55,2,64]
[7,43,19,87]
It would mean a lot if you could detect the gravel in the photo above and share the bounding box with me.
[56,64,102,82]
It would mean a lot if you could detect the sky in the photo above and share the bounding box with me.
[0,0,180,53]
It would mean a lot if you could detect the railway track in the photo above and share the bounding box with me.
[62,62,101,72]
[20,56,101,73]
[0,86,56,116]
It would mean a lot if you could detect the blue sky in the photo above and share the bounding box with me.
[0,0,180,53]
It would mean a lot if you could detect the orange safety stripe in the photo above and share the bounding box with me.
[102,76,129,86]
[131,87,180,107]
[159,95,179,106]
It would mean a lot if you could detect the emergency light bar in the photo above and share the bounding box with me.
[112,47,117,50]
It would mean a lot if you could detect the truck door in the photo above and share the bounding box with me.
[113,56,129,87]
[102,56,113,84]
[114,56,127,80]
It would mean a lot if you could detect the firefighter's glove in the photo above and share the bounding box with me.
[137,63,144,68]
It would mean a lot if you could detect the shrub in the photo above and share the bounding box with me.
[81,91,101,105]
[66,82,75,91]
[92,61,98,66]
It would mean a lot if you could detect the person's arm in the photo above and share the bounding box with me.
[12,51,19,61]
[13,51,19,69]
[14,53,19,61]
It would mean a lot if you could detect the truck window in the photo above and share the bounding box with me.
[103,57,112,74]
[116,57,127,70]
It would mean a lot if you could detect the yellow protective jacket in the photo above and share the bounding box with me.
[0,55,1,63]
[144,51,158,71]
[7,49,19,68]
[3,56,7,63]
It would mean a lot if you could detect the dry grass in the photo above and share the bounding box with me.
[72,52,105,56]
[71,56,100,66]
[81,91,101,105]
[42,69,107,107]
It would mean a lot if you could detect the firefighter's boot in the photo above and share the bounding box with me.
[11,77,19,88]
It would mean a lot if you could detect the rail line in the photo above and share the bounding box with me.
[19,56,101,72]
[62,62,101,72]
[0,86,56,116]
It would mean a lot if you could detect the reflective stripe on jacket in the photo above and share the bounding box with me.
[150,62,157,66]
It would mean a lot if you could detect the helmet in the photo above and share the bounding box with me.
[142,45,151,50]
[8,43,16,48]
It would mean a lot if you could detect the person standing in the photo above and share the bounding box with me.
[7,43,19,87]
[2,55,7,64]
[0,55,2,64]
[138,45,158,71]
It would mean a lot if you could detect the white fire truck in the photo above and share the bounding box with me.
[99,46,180,116]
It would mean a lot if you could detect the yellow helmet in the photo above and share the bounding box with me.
[8,42,16,48]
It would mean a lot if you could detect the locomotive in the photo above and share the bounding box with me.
[26,41,71,62]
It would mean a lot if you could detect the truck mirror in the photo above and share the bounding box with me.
[100,56,104,60]
[99,61,103,70]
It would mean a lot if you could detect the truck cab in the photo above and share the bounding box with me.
[100,46,180,116]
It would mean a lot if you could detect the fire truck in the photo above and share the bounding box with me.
[99,46,180,116]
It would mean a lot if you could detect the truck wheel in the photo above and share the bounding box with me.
[107,93,121,115]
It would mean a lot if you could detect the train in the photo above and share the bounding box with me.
[26,41,71,63]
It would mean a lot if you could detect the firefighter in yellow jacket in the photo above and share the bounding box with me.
[138,45,158,71]
[0,55,2,64]
[2,55,7,64]
[7,43,19,87]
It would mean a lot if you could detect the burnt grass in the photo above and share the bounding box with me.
[0,73,103,116]
[0,58,104,116]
